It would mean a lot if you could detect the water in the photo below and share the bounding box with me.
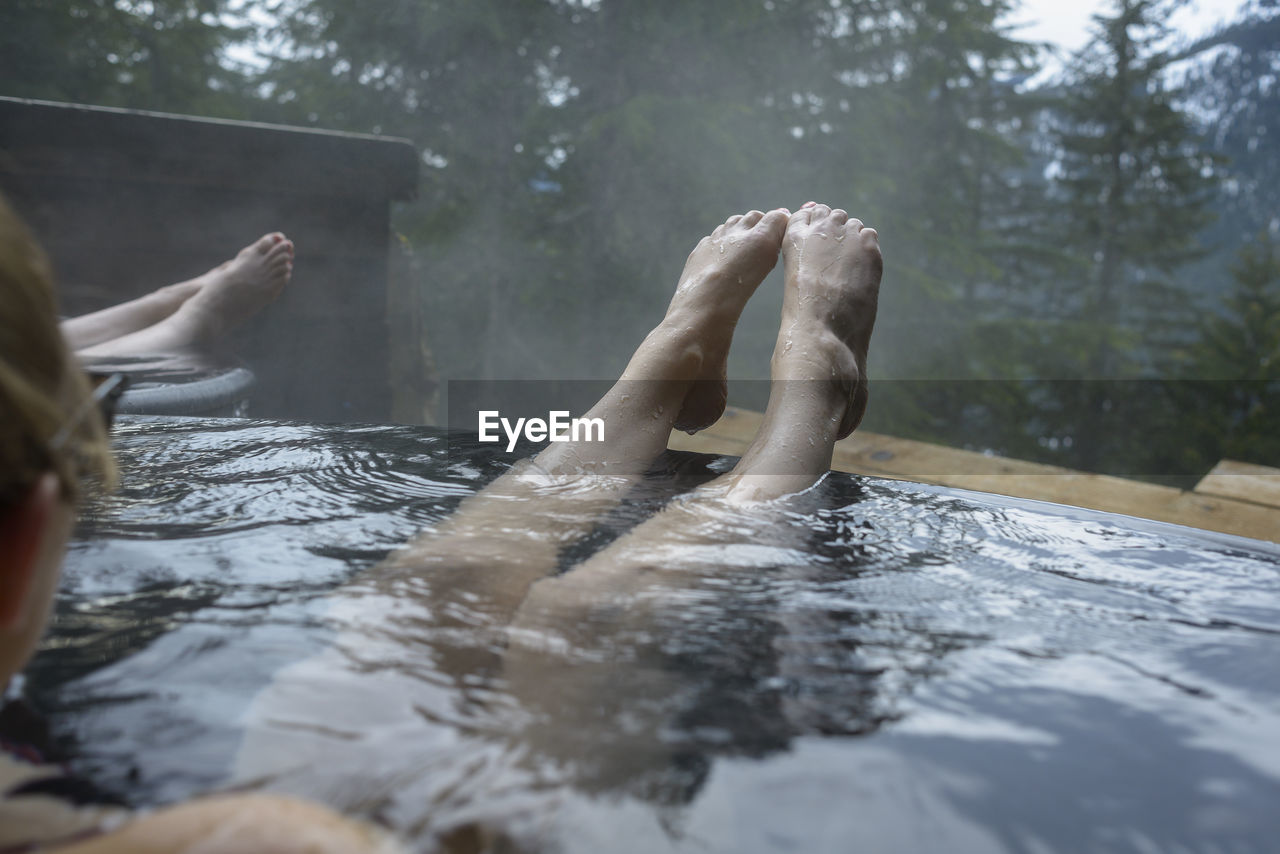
[26,416,1280,853]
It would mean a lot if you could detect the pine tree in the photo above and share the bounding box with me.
[1045,0,1219,472]
[1189,236,1280,466]
[0,0,252,117]
[779,0,1055,454]
[255,0,566,379]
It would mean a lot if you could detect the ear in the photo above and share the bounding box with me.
[0,472,59,631]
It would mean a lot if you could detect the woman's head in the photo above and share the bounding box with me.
[0,191,114,682]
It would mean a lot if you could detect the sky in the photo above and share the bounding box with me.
[1006,0,1249,53]
[229,0,1252,72]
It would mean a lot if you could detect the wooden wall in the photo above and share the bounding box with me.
[0,96,418,424]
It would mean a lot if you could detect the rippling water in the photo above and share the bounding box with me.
[26,416,1280,853]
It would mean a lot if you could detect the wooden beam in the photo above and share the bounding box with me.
[1194,460,1280,510]
[668,407,1280,544]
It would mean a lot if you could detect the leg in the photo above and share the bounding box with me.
[74,233,294,357]
[60,279,202,351]
[523,202,880,600]
[503,204,882,757]
[378,209,793,619]
[232,209,791,792]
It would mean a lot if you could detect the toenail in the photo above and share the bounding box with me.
[802,201,816,208]
[779,207,791,215]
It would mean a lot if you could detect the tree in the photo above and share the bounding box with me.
[521,0,823,381]
[1186,235,1280,467]
[0,0,252,117]
[802,0,1056,454]
[1043,0,1220,472]
[254,0,570,379]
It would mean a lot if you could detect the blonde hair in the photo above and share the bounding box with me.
[0,192,116,509]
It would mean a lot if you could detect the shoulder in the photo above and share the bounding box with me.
[0,752,130,852]
[58,792,404,854]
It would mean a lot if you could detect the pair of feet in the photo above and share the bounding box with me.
[76,205,882,461]
[71,233,295,357]
[646,202,881,444]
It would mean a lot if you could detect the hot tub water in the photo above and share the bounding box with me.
[26,416,1280,853]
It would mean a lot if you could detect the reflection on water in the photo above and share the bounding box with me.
[27,416,1280,853]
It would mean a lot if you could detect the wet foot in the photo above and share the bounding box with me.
[171,233,294,342]
[628,209,790,432]
[775,203,881,438]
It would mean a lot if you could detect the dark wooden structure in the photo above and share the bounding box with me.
[0,96,417,424]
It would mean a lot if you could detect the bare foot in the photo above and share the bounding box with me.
[76,234,295,358]
[630,209,789,432]
[776,202,881,438]
[173,233,294,342]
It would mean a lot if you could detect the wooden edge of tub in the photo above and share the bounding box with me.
[668,407,1280,545]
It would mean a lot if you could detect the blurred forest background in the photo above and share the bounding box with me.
[1,0,1277,483]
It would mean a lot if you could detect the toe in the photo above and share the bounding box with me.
[267,239,294,261]
[252,234,278,254]
[725,214,743,226]
[860,229,883,273]
[757,208,790,239]
[830,208,849,225]
[810,203,832,220]
[739,210,765,228]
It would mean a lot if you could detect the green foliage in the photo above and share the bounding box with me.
[1009,0,1221,474]
[0,0,252,116]
[1183,236,1280,466]
[2,0,1274,473]
[1051,0,1217,354]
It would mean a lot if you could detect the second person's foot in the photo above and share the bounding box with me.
[173,232,295,342]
